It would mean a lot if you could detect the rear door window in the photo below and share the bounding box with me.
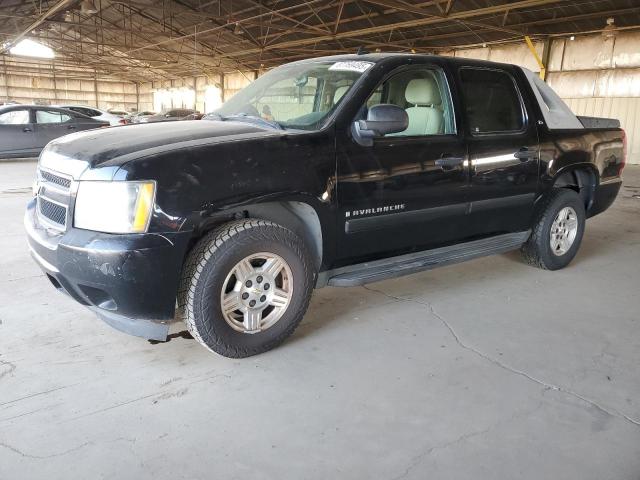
[459,68,525,134]
[36,110,73,124]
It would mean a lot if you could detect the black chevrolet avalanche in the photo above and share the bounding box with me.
[26,54,626,357]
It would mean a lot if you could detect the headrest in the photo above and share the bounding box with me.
[334,86,349,104]
[405,78,442,106]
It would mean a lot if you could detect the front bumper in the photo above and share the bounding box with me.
[25,199,191,340]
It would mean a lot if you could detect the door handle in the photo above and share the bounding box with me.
[67,125,77,130]
[23,127,32,132]
[435,156,465,169]
[514,148,538,161]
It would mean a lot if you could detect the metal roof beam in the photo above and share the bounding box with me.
[216,0,569,58]
[0,0,75,54]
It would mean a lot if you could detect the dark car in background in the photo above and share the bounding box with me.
[180,112,204,120]
[0,105,108,158]
[130,111,156,123]
[140,108,198,123]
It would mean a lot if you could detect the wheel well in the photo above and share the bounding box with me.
[192,201,323,270]
[553,167,598,211]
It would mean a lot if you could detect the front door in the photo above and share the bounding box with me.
[458,66,540,235]
[0,108,36,156]
[335,64,470,265]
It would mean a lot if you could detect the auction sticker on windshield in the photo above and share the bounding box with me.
[328,61,374,73]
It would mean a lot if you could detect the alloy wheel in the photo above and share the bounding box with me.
[220,252,293,333]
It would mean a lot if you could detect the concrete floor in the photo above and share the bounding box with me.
[1,160,639,480]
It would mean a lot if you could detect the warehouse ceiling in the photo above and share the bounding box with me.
[1,0,639,82]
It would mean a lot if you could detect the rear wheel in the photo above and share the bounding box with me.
[521,188,586,270]
[178,219,315,357]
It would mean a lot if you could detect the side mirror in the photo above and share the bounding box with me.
[352,104,408,147]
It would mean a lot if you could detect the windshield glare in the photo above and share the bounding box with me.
[213,61,370,130]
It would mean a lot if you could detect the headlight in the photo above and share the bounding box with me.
[74,181,155,234]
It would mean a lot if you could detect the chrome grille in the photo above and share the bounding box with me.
[35,168,72,232]
[38,197,67,227]
[40,170,72,189]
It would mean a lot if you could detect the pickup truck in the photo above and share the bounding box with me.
[25,53,626,358]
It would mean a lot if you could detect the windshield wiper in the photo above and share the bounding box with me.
[224,113,284,130]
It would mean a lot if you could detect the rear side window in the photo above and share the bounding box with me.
[0,109,29,124]
[79,108,99,117]
[460,68,524,134]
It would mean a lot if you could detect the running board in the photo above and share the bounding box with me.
[323,231,531,287]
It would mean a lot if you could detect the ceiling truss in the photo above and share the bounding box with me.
[0,0,638,82]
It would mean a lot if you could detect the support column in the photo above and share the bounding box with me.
[193,76,197,110]
[52,61,58,104]
[524,35,546,81]
[220,72,225,103]
[93,71,99,108]
[1,56,9,102]
[540,38,552,82]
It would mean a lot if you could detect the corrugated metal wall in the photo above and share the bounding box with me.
[0,57,139,111]
[137,71,258,115]
[137,74,226,113]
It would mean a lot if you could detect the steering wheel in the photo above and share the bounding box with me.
[239,104,260,117]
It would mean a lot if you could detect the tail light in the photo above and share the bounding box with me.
[118,118,128,125]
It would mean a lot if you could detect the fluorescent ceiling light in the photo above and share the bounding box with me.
[9,39,55,59]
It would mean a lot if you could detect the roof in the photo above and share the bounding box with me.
[285,52,521,71]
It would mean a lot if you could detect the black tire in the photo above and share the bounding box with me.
[521,188,586,270]
[177,219,315,358]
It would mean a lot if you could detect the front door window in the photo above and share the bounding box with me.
[365,67,456,137]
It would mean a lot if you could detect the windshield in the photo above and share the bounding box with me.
[212,60,373,130]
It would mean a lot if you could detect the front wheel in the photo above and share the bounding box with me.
[178,219,315,357]
[521,188,586,270]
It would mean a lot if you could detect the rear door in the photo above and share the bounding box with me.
[0,108,36,156]
[74,114,103,131]
[459,66,539,235]
[33,109,78,147]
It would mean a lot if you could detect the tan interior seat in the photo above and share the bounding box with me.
[402,78,444,136]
